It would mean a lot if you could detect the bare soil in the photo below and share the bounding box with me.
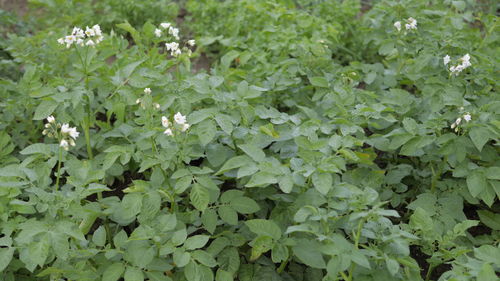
[0,0,28,16]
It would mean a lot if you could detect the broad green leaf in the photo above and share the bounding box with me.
[215,114,234,134]
[292,240,326,269]
[215,155,253,175]
[216,269,233,281]
[469,127,490,152]
[190,184,210,211]
[102,263,125,281]
[173,250,191,267]
[185,235,210,250]
[33,100,58,120]
[467,171,488,197]
[116,22,142,44]
[0,248,14,272]
[312,172,332,195]
[230,197,260,214]
[202,209,218,233]
[477,210,500,230]
[20,143,52,155]
[124,266,144,281]
[245,219,281,240]
[197,119,217,146]
[245,172,278,187]
[238,144,265,162]
[92,226,106,247]
[218,206,238,225]
[309,76,329,88]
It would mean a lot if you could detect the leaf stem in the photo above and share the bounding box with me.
[55,146,62,190]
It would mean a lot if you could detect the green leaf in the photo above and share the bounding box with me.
[92,226,106,247]
[467,171,488,197]
[245,172,278,187]
[309,76,329,88]
[185,235,210,250]
[124,266,144,281]
[190,184,210,211]
[102,263,125,281]
[238,144,266,162]
[0,248,14,272]
[469,127,490,152]
[215,114,234,134]
[402,118,418,135]
[477,210,500,230]
[259,123,280,138]
[116,22,142,44]
[218,206,238,225]
[292,240,326,269]
[312,172,332,195]
[216,155,253,175]
[245,219,281,240]
[216,269,233,281]
[230,197,260,214]
[278,175,294,193]
[20,143,52,156]
[201,209,218,233]
[197,119,217,146]
[173,249,191,267]
[477,263,497,281]
[192,250,217,267]
[33,100,58,120]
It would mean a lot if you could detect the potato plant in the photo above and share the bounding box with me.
[0,0,498,281]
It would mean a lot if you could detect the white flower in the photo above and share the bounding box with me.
[461,54,471,68]
[154,28,162,38]
[173,49,182,57]
[164,128,173,136]
[85,26,95,37]
[161,116,170,128]
[160,22,171,29]
[92,24,102,37]
[181,123,190,132]
[394,21,402,31]
[86,40,95,46]
[405,17,417,30]
[144,88,152,94]
[455,117,462,125]
[174,112,187,125]
[136,98,141,104]
[168,27,179,39]
[61,123,71,134]
[47,116,55,123]
[60,139,69,149]
[443,55,450,65]
[154,103,160,109]
[57,38,65,44]
[68,127,80,139]
[165,42,179,51]
[187,39,195,46]
[463,113,471,122]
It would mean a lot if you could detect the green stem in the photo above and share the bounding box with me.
[83,116,93,159]
[55,146,63,190]
[425,264,435,281]
[348,218,365,280]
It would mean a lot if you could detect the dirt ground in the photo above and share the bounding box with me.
[0,0,28,16]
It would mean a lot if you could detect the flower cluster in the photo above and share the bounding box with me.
[444,54,472,75]
[57,25,103,48]
[162,112,190,136]
[450,111,472,132]
[153,22,195,57]
[43,116,80,150]
[136,88,160,109]
[394,17,417,32]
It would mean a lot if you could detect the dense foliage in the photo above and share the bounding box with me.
[0,0,499,280]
